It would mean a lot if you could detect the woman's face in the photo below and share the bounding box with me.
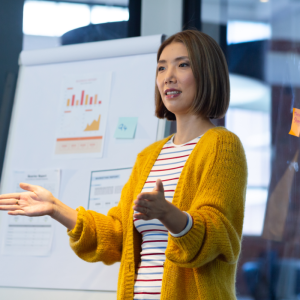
[156,42,197,117]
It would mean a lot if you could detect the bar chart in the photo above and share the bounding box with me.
[66,91,101,107]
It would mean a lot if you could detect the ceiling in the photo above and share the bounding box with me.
[33,0,129,6]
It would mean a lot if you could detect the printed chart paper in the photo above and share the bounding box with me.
[1,169,60,256]
[88,168,132,215]
[55,72,112,158]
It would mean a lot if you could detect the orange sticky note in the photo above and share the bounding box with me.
[289,108,300,137]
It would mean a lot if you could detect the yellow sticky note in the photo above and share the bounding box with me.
[289,108,300,137]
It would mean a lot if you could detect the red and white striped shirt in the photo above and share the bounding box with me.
[133,135,201,299]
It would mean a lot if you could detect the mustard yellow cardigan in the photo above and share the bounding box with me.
[68,127,247,300]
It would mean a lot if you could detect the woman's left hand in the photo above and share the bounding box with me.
[133,179,170,221]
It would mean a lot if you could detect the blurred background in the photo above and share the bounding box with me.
[1,0,300,299]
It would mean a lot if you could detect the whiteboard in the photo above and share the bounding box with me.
[0,35,165,291]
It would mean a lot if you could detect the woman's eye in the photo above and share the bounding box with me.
[158,66,165,71]
[179,62,189,67]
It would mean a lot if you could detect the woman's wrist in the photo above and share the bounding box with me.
[159,202,188,235]
[48,196,59,218]
[49,196,65,220]
[49,197,78,230]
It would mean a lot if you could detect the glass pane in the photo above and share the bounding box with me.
[202,0,300,299]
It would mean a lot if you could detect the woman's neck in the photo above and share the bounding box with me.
[173,114,216,145]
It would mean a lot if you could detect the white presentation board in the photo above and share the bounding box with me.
[0,35,165,291]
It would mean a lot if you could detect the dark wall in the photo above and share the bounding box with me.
[0,0,24,180]
[183,0,201,31]
[0,1,23,104]
[227,40,268,82]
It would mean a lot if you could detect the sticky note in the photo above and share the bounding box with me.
[114,117,138,139]
[289,108,300,137]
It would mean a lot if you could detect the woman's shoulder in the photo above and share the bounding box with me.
[191,127,247,178]
[199,126,246,159]
[202,126,243,147]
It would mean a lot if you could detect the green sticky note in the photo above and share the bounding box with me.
[114,117,138,139]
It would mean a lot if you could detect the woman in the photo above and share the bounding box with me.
[0,30,247,299]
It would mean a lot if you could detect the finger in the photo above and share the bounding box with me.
[133,205,146,214]
[19,182,37,193]
[0,205,22,211]
[0,199,20,205]
[155,179,164,193]
[0,193,21,200]
[8,210,26,216]
[133,212,149,220]
[137,192,156,201]
[134,199,149,207]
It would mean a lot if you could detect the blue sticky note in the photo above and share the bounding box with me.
[114,117,138,139]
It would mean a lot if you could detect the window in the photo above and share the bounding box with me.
[23,1,129,37]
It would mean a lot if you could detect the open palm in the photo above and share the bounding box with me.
[0,183,55,217]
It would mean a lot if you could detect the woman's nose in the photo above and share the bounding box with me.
[164,68,176,84]
[164,75,176,84]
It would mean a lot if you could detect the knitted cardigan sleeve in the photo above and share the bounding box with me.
[67,155,142,265]
[165,130,247,268]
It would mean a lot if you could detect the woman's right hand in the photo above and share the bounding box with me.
[0,183,78,230]
[0,183,55,217]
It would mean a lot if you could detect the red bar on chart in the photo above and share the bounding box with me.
[90,97,93,105]
[81,90,85,105]
[94,94,98,104]
[71,95,75,106]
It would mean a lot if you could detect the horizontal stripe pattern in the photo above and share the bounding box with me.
[133,135,201,299]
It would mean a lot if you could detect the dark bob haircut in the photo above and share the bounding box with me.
[155,30,230,120]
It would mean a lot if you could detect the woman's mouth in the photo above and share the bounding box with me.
[164,89,182,99]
